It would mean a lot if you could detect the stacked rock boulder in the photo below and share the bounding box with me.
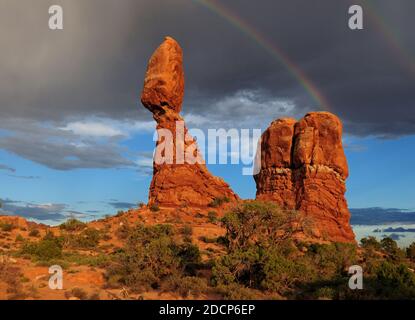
[141,37,238,207]
[254,112,355,243]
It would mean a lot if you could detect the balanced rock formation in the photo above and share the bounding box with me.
[141,37,238,207]
[255,112,355,243]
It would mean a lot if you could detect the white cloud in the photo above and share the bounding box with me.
[128,120,156,132]
[187,89,300,130]
[61,118,156,138]
[61,121,124,137]
[0,118,136,170]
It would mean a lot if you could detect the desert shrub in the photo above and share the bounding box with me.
[175,242,201,275]
[21,234,63,261]
[0,223,16,232]
[15,234,24,242]
[407,242,415,261]
[207,211,218,223]
[315,286,337,300]
[28,229,40,237]
[150,204,160,212]
[115,222,132,240]
[380,237,405,261]
[61,250,110,268]
[65,287,88,300]
[360,236,381,250]
[116,210,125,217]
[306,243,357,278]
[208,197,230,208]
[213,201,309,294]
[163,275,208,298]
[59,218,86,232]
[373,261,415,299]
[210,201,363,297]
[138,202,146,208]
[221,201,304,250]
[212,241,315,295]
[65,228,101,249]
[105,224,202,292]
[181,225,193,238]
[199,236,218,244]
[0,261,26,299]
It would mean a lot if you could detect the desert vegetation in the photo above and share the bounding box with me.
[1,202,415,300]
[99,201,415,299]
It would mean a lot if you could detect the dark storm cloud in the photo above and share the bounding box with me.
[0,0,414,145]
[0,200,67,221]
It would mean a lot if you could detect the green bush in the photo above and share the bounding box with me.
[181,225,193,237]
[208,197,230,208]
[306,243,357,278]
[373,261,415,299]
[380,237,405,260]
[105,224,201,292]
[59,218,86,232]
[28,229,40,237]
[163,275,208,298]
[221,201,304,250]
[407,242,415,261]
[0,223,16,232]
[210,201,362,297]
[21,235,63,261]
[65,228,101,249]
[207,211,218,223]
[150,204,160,212]
[63,252,110,268]
[116,210,125,217]
[66,287,88,300]
[199,236,218,244]
[360,236,381,250]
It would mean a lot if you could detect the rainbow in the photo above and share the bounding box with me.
[193,0,331,111]
[364,0,415,75]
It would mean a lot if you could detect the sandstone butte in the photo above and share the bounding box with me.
[141,36,238,207]
[254,112,356,243]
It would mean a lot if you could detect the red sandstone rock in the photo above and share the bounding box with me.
[258,118,296,169]
[141,37,238,207]
[141,37,185,114]
[293,112,348,179]
[254,112,355,243]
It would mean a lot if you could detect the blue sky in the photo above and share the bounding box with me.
[0,0,414,227]
[1,127,414,224]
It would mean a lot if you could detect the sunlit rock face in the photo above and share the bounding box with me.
[255,112,355,243]
[141,37,238,208]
